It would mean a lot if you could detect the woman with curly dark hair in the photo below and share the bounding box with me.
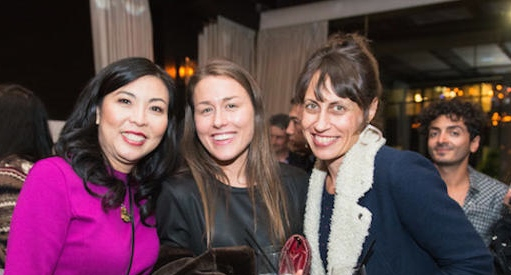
[5,57,179,275]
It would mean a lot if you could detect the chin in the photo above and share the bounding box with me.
[312,153,333,161]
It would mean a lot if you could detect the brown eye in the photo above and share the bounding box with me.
[118,98,131,104]
[151,106,164,113]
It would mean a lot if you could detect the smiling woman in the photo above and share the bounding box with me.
[156,58,309,274]
[96,75,170,173]
[192,75,255,165]
[5,57,180,275]
[295,32,494,275]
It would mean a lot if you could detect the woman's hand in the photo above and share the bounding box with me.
[504,188,511,209]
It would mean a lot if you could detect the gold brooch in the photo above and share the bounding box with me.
[121,204,131,223]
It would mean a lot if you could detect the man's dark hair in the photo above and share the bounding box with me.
[418,98,488,141]
[269,113,290,130]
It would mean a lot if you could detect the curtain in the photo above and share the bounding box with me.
[256,21,328,117]
[89,0,153,73]
[198,16,256,74]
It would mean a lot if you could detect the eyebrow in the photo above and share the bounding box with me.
[196,96,238,105]
[304,97,347,107]
[429,125,465,131]
[446,125,465,131]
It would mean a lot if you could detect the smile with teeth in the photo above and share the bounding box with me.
[123,132,146,142]
[213,133,234,141]
[313,134,337,145]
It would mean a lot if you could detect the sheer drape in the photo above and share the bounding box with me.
[198,16,256,73]
[255,21,327,117]
[89,0,153,73]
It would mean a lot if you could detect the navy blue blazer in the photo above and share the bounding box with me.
[357,146,493,274]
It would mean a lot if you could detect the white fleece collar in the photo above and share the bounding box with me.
[304,125,386,275]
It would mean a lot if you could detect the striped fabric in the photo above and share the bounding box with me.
[0,156,33,268]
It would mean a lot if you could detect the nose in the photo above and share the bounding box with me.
[286,122,295,135]
[130,105,147,126]
[437,131,448,144]
[313,110,330,132]
[213,109,227,128]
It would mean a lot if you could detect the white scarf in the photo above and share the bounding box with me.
[303,125,386,275]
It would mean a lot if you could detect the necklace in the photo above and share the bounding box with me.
[121,185,133,223]
[120,203,131,223]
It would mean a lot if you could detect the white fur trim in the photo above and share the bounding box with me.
[304,125,386,275]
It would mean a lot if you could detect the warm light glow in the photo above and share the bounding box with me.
[414,92,423,103]
[178,66,186,79]
[165,65,177,79]
[177,57,196,82]
[409,83,501,124]
[411,122,421,129]
[439,86,461,99]
[502,115,511,123]
[178,66,195,79]
[491,112,501,126]
[496,84,503,91]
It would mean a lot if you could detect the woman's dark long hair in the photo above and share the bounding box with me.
[54,57,179,225]
[0,84,53,162]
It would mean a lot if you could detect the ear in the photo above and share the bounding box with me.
[367,98,379,123]
[96,107,100,125]
[469,135,480,153]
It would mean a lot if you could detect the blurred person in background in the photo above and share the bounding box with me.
[0,84,54,270]
[286,98,315,174]
[269,113,291,163]
[418,98,508,246]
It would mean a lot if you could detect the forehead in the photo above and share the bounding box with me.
[107,75,169,101]
[430,114,466,129]
[289,104,302,116]
[305,84,357,108]
[194,76,248,101]
[270,125,286,134]
[305,73,331,96]
[304,73,355,105]
[304,71,326,92]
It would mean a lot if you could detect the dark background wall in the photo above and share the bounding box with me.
[0,0,310,121]
[0,0,261,121]
[0,1,95,120]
